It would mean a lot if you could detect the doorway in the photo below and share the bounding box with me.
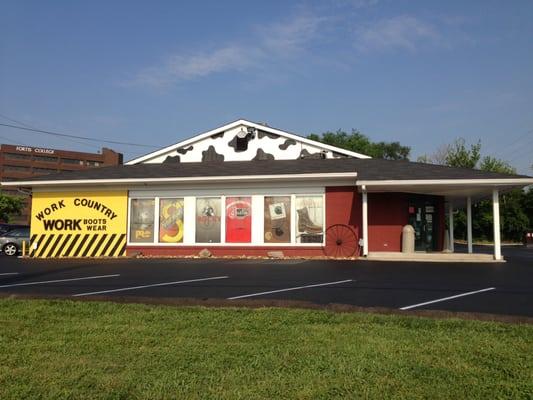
[408,197,439,252]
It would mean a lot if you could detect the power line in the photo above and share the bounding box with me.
[0,122,159,148]
[0,113,102,151]
[484,129,533,158]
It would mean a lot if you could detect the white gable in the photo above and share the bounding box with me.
[126,119,371,165]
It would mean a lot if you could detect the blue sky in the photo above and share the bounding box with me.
[1,0,532,173]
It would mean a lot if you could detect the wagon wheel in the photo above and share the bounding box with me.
[323,224,358,258]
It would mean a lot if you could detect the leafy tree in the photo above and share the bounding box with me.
[479,156,515,175]
[308,129,410,160]
[0,193,24,223]
[422,138,529,242]
[522,188,533,229]
[444,138,481,169]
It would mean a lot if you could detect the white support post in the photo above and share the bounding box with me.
[467,196,473,254]
[493,189,502,260]
[362,189,368,256]
[448,202,454,253]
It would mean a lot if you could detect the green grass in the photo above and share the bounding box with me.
[0,299,532,399]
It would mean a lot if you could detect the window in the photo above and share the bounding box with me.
[196,197,221,243]
[129,199,155,243]
[33,167,57,174]
[34,155,58,163]
[4,165,30,172]
[225,196,251,243]
[61,158,83,165]
[159,198,184,243]
[296,196,324,243]
[7,228,30,237]
[86,160,100,167]
[264,196,291,243]
[4,153,31,161]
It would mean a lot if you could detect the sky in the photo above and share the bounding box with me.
[1,0,532,173]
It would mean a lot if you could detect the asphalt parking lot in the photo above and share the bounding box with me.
[1,245,532,317]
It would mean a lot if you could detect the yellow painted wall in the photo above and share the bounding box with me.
[30,191,128,258]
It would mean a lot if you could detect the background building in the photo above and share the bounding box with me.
[0,144,122,223]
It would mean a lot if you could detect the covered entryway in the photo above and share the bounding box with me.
[358,178,533,261]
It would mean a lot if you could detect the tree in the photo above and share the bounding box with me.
[521,187,533,229]
[417,144,452,165]
[479,156,515,175]
[424,138,529,242]
[0,193,24,223]
[308,129,411,160]
[444,138,481,169]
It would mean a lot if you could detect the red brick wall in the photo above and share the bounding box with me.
[126,246,324,257]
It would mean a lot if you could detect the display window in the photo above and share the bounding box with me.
[264,196,291,243]
[225,196,252,243]
[196,197,221,243]
[296,196,324,243]
[129,198,155,243]
[159,198,184,243]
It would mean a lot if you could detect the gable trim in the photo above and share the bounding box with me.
[125,119,371,165]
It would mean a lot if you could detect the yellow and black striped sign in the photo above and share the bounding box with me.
[29,233,127,258]
[31,191,128,258]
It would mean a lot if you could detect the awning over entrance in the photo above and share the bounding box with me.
[357,178,533,261]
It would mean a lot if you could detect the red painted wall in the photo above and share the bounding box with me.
[367,193,446,252]
[324,186,362,256]
[126,188,445,257]
[368,193,409,252]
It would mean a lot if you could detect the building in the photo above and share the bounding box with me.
[0,144,123,223]
[1,119,532,260]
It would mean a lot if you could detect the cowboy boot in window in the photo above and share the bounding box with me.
[297,207,322,233]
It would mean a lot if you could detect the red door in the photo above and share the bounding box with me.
[225,197,251,243]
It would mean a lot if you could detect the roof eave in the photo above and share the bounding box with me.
[1,171,358,188]
[357,178,533,186]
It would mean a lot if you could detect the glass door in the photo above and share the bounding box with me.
[408,198,438,252]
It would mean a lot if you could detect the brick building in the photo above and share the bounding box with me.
[0,144,122,223]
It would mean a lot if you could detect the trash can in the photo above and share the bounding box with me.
[525,231,533,248]
[402,225,415,253]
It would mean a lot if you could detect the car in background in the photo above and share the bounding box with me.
[0,227,31,256]
[0,223,29,236]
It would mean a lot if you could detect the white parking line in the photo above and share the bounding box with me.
[0,274,120,288]
[399,287,496,310]
[228,279,353,300]
[0,272,19,276]
[73,275,229,297]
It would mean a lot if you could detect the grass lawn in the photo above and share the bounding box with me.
[0,299,532,399]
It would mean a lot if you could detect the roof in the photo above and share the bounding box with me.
[125,119,371,164]
[2,158,532,187]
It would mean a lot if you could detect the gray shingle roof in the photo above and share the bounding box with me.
[6,158,531,183]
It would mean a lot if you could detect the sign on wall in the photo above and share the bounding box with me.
[195,197,221,243]
[159,198,184,243]
[30,191,128,258]
[264,196,291,243]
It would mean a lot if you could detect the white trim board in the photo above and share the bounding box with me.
[125,119,371,165]
[357,178,533,186]
[1,172,358,188]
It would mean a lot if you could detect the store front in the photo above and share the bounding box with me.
[2,119,532,261]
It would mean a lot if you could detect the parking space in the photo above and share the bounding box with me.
[0,245,532,317]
